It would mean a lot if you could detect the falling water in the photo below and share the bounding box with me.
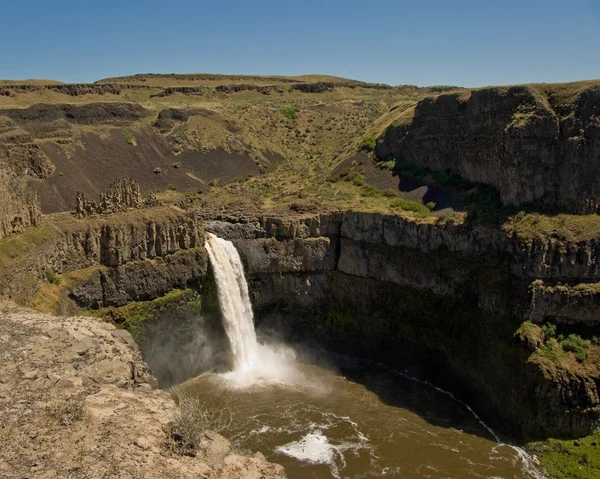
[205,233,258,371]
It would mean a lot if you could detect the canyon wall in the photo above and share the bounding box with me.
[204,212,600,438]
[0,116,45,239]
[376,84,600,213]
[4,207,600,439]
[206,212,600,324]
[0,207,206,307]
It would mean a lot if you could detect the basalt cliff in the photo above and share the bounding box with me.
[376,83,600,213]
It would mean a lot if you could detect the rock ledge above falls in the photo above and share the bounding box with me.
[0,302,285,479]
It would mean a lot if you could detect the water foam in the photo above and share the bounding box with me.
[277,430,337,465]
[206,233,309,388]
[276,429,371,479]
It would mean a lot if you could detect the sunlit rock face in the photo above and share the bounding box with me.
[377,86,600,214]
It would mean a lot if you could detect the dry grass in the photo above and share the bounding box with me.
[48,397,84,426]
[503,213,600,243]
[0,225,57,275]
[167,386,232,456]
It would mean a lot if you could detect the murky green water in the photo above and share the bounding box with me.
[179,355,542,479]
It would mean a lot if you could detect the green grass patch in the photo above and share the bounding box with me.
[122,129,136,145]
[390,197,430,217]
[45,268,60,285]
[504,213,600,243]
[359,136,376,151]
[561,334,591,362]
[92,289,202,339]
[529,429,600,479]
[0,226,56,275]
[279,105,299,121]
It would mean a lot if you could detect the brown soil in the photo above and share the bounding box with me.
[32,129,259,213]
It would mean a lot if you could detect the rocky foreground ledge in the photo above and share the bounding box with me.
[0,302,285,479]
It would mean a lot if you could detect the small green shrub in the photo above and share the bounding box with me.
[351,173,365,187]
[168,387,232,455]
[511,210,527,222]
[166,184,177,191]
[376,159,396,171]
[143,188,161,198]
[280,105,299,121]
[382,188,401,197]
[537,340,560,361]
[465,184,512,225]
[49,397,84,426]
[542,323,557,340]
[361,184,379,197]
[58,172,64,177]
[359,136,376,151]
[561,334,591,362]
[45,268,60,285]
[208,178,220,187]
[122,130,136,145]
[425,201,436,211]
[390,198,430,216]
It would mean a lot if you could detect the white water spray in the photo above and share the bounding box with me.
[205,233,303,386]
[205,233,258,371]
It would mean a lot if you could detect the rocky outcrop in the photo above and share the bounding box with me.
[76,177,143,217]
[0,303,285,478]
[0,102,149,125]
[70,248,209,308]
[290,82,336,93]
[0,166,42,239]
[209,212,600,322]
[0,116,53,178]
[376,83,600,213]
[0,208,203,298]
[215,84,283,95]
[0,83,151,98]
[153,107,218,133]
[0,116,45,240]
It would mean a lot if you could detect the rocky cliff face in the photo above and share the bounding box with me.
[0,167,42,239]
[5,206,600,439]
[376,83,600,213]
[205,211,600,438]
[0,116,46,240]
[207,211,600,324]
[0,208,205,306]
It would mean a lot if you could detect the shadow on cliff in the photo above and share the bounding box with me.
[256,311,507,444]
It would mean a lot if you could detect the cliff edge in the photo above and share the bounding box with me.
[0,302,285,479]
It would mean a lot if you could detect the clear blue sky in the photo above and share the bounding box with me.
[1,0,599,87]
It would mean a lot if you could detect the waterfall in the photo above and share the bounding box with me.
[205,233,258,371]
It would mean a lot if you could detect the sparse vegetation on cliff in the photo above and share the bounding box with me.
[168,387,232,456]
[528,429,600,479]
[91,288,202,339]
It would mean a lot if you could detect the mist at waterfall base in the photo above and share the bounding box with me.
[177,234,544,479]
